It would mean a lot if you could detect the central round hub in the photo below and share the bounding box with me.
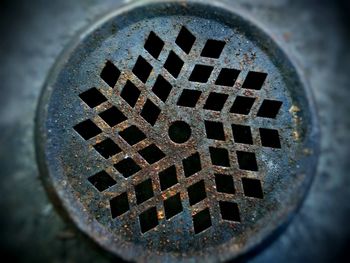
[168,121,191,143]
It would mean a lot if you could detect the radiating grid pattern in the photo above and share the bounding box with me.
[74,26,283,235]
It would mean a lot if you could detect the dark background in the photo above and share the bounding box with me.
[0,0,349,262]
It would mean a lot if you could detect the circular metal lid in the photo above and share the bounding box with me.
[36,1,320,262]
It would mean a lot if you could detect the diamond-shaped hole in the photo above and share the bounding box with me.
[164,51,184,78]
[175,26,196,54]
[204,92,229,111]
[99,106,127,127]
[259,128,281,148]
[232,124,253,145]
[132,56,153,83]
[193,208,212,234]
[209,147,230,167]
[152,75,173,102]
[140,99,161,126]
[74,119,101,140]
[242,71,267,90]
[110,192,129,218]
[230,96,256,115]
[177,89,202,108]
[204,121,225,141]
[93,138,121,159]
[119,125,146,146]
[164,193,183,219]
[257,99,283,118]
[121,80,141,107]
[189,65,214,83]
[79,88,107,108]
[215,68,240,87]
[159,165,178,191]
[215,174,235,194]
[236,151,258,171]
[138,144,165,164]
[135,178,154,204]
[242,177,264,199]
[139,207,159,233]
[114,157,141,178]
[88,170,116,192]
[219,201,240,222]
[201,39,226,58]
[144,31,164,59]
[187,180,207,206]
[100,60,121,88]
[182,152,201,178]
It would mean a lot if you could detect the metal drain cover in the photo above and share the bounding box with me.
[36,1,319,262]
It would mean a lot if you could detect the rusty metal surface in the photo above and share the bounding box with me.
[0,0,349,263]
[35,1,318,262]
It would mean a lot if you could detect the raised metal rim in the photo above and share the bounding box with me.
[35,0,320,262]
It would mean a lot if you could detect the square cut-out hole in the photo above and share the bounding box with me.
[99,106,127,127]
[242,178,264,199]
[110,192,129,218]
[140,99,161,126]
[164,193,183,219]
[231,124,253,145]
[215,174,235,194]
[230,96,256,115]
[203,92,229,111]
[193,208,212,234]
[242,71,267,90]
[215,68,240,87]
[189,65,214,83]
[93,138,121,159]
[121,80,141,107]
[144,31,164,59]
[177,89,202,108]
[139,207,159,233]
[209,147,230,167]
[114,157,141,178]
[159,165,178,191]
[204,121,225,141]
[182,152,201,177]
[138,144,165,164]
[79,88,107,108]
[176,26,196,54]
[132,56,153,83]
[187,180,207,206]
[219,201,240,222]
[164,51,184,78]
[74,119,101,140]
[88,171,116,192]
[236,151,258,171]
[201,39,226,58]
[257,100,282,118]
[259,128,281,148]
[135,178,154,204]
[152,75,173,102]
[119,125,146,146]
[100,60,121,88]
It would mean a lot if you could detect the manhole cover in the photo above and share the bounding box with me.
[36,1,319,262]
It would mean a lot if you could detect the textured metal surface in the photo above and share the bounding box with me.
[1,0,350,263]
[35,1,318,262]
